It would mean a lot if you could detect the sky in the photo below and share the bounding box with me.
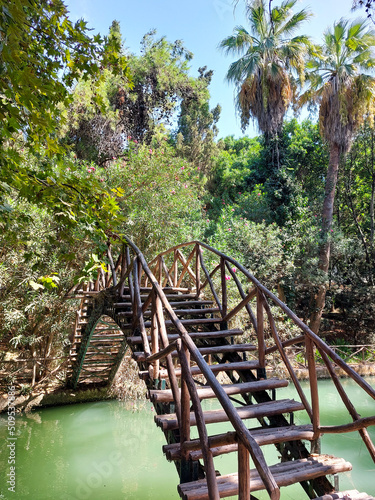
[65,0,362,139]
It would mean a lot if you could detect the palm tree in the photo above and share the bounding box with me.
[220,0,312,144]
[302,18,375,333]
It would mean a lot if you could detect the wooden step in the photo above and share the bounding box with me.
[150,377,288,403]
[127,328,243,345]
[112,300,215,310]
[144,317,221,328]
[168,300,214,308]
[312,492,375,500]
[164,424,314,461]
[117,307,220,318]
[155,398,305,431]
[133,343,256,362]
[73,334,124,341]
[121,293,198,301]
[178,454,352,499]
[139,360,261,381]
[120,317,223,330]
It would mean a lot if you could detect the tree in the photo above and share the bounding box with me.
[302,18,375,333]
[219,0,311,164]
[352,0,375,21]
[176,66,221,175]
[115,31,195,144]
[62,21,130,164]
[0,1,130,231]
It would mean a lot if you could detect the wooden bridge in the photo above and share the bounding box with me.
[66,238,375,500]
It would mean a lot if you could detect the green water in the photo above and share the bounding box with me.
[0,378,374,499]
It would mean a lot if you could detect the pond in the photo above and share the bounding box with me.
[0,377,374,499]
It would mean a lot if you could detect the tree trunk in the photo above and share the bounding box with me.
[309,143,340,334]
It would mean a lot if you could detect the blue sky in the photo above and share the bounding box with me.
[65,0,360,139]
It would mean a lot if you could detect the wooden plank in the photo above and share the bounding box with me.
[170,360,260,378]
[150,378,289,403]
[164,424,315,462]
[155,399,305,431]
[133,343,256,362]
[312,491,375,500]
[139,360,260,380]
[127,328,243,345]
[168,300,214,307]
[143,317,221,328]
[166,307,220,316]
[178,455,352,499]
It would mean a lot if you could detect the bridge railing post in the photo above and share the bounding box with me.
[237,438,250,500]
[173,250,178,287]
[256,289,266,379]
[177,339,220,499]
[150,291,159,381]
[195,243,200,298]
[305,335,320,442]
[220,256,227,320]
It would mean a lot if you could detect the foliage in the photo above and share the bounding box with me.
[116,31,194,143]
[301,17,375,333]
[0,198,85,361]
[61,20,130,164]
[205,206,292,289]
[220,0,312,137]
[303,18,375,153]
[104,140,205,257]
[0,1,131,246]
[176,66,222,174]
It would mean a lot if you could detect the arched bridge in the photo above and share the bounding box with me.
[66,238,375,500]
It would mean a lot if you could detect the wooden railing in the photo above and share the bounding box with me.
[69,238,375,498]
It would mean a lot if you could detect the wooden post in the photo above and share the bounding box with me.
[155,296,181,424]
[305,335,320,440]
[220,256,227,319]
[195,243,200,298]
[133,258,151,356]
[238,438,250,500]
[158,256,163,286]
[177,340,220,499]
[125,247,133,300]
[256,289,266,379]
[173,249,178,287]
[179,342,191,458]
[151,292,159,381]
[106,243,117,286]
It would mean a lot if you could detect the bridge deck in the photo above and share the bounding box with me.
[66,239,375,500]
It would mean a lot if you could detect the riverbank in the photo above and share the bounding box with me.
[1,361,375,414]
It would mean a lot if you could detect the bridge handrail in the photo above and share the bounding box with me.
[147,240,375,459]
